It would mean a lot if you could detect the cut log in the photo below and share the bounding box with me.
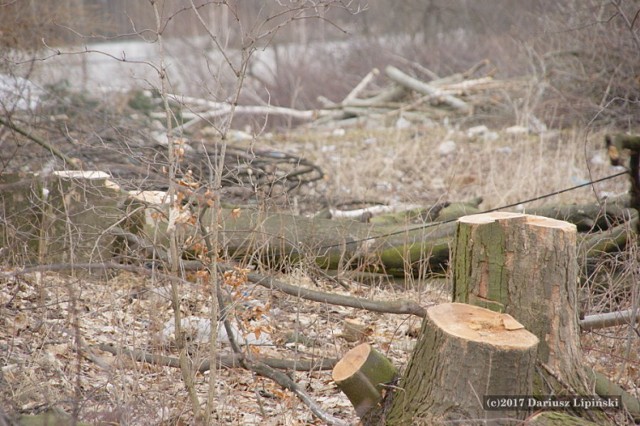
[332,343,397,417]
[382,303,539,424]
[594,370,640,422]
[452,212,590,395]
[385,65,472,113]
[145,206,456,276]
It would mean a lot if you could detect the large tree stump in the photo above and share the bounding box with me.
[384,302,539,425]
[452,212,590,396]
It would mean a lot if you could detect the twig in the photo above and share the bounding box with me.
[96,343,337,372]
[216,263,429,317]
[151,0,202,418]
[342,68,380,105]
[1,261,430,318]
[0,116,79,169]
[244,358,350,426]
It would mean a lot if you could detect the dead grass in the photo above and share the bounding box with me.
[1,124,638,425]
[285,125,627,210]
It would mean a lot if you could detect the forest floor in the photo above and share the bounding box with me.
[1,118,639,425]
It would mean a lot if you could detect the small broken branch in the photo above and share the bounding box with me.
[215,263,429,317]
[342,68,380,105]
[579,308,640,331]
[96,343,337,372]
[243,358,350,426]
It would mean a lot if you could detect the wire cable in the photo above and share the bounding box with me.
[317,170,629,250]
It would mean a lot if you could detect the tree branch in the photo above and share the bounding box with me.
[96,343,337,372]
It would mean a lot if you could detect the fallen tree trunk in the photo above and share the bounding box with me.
[146,206,457,276]
[3,172,638,278]
[147,203,635,277]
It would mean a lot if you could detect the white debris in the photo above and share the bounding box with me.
[53,170,111,180]
[496,146,513,154]
[162,316,273,346]
[466,125,489,137]
[128,190,170,204]
[505,125,529,135]
[0,74,43,111]
[229,129,253,141]
[437,140,457,155]
[590,153,606,165]
[395,116,411,129]
[150,130,169,145]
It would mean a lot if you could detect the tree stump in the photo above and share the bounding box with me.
[0,171,138,265]
[332,343,398,417]
[384,302,539,425]
[452,212,590,395]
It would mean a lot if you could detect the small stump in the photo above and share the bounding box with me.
[385,302,538,424]
[332,343,397,418]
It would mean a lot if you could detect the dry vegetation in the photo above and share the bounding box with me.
[1,123,637,425]
[1,1,639,425]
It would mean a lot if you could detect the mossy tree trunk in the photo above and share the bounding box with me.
[451,213,597,410]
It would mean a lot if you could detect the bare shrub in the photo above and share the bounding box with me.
[532,1,640,128]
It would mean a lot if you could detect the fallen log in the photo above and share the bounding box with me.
[186,205,635,276]
[3,172,638,278]
[145,205,456,276]
[385,65,472,113]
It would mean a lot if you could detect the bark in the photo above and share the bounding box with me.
[3,172,638,278]
[382,303,538,425]
[452,213,590,394]
[579,308,640,331]
[332,343,397,417]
